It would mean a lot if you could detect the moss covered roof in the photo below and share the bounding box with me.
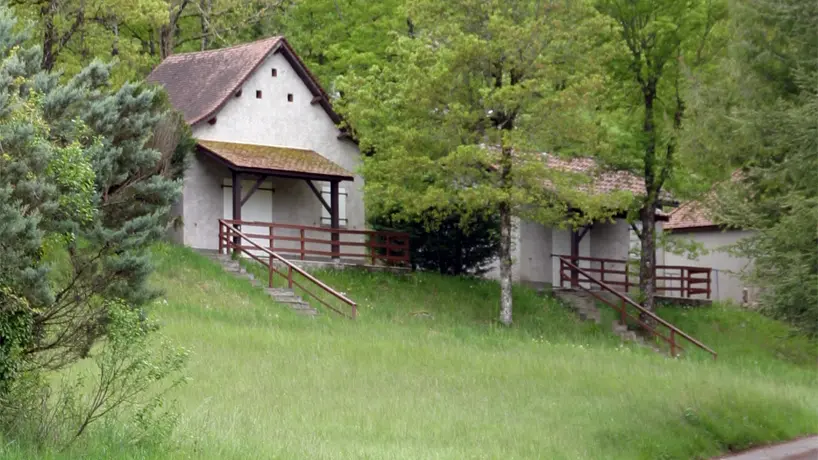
[198,140,354,180]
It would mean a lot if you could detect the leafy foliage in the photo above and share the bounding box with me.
[591,0,728,311]
[0,4,191,444]
[0,300,187,448]
[371,207,500,276]
[339,0,624,324]
[691,0,818,335]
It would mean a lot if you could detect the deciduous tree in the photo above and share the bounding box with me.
[339,0,624,325]
[592,0,728,312]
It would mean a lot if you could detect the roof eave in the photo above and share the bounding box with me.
[196,144,355,182]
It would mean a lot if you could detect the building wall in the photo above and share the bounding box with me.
[517,221,553,288]
[586,218,632,288]
[590,219,630,260]
[182,51,365,249]
[483,218,678,291]
[550,227,591,287]
[483,218,523,283]
[663,229,756,303]
[182,153,226,249]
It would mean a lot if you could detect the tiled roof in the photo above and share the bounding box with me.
[147,37,338,126]
[543,155,649,196]
[665,200,715,230]
[198,140,354,180]
[665,171,742,230]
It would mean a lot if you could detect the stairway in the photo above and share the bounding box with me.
[199,250,319,316]
[553,289,639,343]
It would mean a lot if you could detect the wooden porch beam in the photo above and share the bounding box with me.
[231,169,242,254]
[577,224,592,241]
[240,174,268,206]
[306,180,332,214]
[330,181,340,260]
[570,224,593,287]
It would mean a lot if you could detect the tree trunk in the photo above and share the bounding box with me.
[498,200,513,326]
[159,24,175,60]
[639,206,657,314]
[111,20,119,57]
[498,145,513,326]
[639,81,658,315]
[41,0,58,71]
[200,0,211,51]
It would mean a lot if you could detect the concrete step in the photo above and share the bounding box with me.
[271,295,306,304]
[619,331,639,342]
[197,250,319,317]
[612,321,628,334]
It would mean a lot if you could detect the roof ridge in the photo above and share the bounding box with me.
[198,140,317,153]
[163,36,282,61]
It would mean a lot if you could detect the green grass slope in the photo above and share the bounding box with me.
[5,244,817,459]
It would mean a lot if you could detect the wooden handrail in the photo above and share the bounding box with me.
[219,219,358,318]
[223,219,410,266]
[555,256,717,359]
[555,254,713,273]
[220,219,411,237]
[552,254,711,299]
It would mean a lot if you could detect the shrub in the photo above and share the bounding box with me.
[371,207,500,275]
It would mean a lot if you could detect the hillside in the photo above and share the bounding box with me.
[5,244,816,459]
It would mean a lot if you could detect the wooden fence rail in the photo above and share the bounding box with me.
[220,219,411,266]
[556,256,717,359]
[555,255,712,299]
[219,220,358,319]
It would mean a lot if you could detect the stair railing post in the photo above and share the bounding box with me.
[670,329,677,357]
[287,266,293,289]
[218,221,224,254]
[707,268,713,299]
[620,299,626,325]
[600,259,605,284]
[369,234,376,265]
[300,228,305,260]
[268,254,274,288]
[624,263,630,293]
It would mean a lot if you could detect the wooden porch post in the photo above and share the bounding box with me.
[330,180,340,261]
[570,227,580,288]
[231,169,242,255]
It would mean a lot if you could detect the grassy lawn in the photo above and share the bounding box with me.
[4,244,817,459]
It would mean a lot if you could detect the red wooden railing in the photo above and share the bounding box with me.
[557,255,712,299]
[557,256,717,359]
[219,220,358,319]
[220,219,410,266]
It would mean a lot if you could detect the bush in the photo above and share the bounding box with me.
[0,300,187,449]
[0,5,191,446]
[371,208,500,275]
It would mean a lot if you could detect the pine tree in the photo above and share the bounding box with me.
[0,4,191,388]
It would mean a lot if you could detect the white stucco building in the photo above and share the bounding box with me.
[662,200,756,303]
[148,37,370,259]
[484,157,671,291]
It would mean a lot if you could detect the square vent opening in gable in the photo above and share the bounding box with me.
[271,68,277,77]
[256,90,262,99]
[287,93,293,102]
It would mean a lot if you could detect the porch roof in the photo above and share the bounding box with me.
[197,140,355,181]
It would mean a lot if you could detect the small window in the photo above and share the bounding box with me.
[287,93,294,102]
[256,90,262,99]
[321,186,348,227]
[235,89,242,98]
[271,68,278,77]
